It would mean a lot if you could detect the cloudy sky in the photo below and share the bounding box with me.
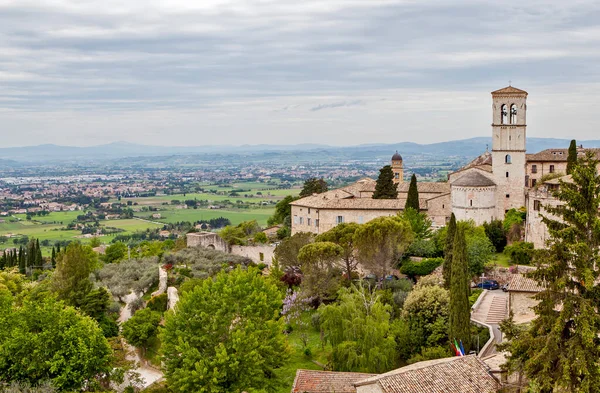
[1,0,600,147]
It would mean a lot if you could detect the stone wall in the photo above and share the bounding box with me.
[425,193,451,228]
[451,185,496,225]
[230,245,275,265]
[524,187,563,248]
[291,205,401,235]
[509,292,539,324]
[186,232,230,253]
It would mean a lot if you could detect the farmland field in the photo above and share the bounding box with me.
[152,207,274,227]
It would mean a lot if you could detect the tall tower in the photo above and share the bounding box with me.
[391,151,404,184]
[491,86,527,218]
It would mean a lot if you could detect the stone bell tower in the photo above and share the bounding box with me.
[491,86,528,218]
[391,151,404,184]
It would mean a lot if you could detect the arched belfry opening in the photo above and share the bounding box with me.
[501,104,508,124]
[510,104,517,124]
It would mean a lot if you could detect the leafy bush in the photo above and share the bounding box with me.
[469,289,483,307]
[400,258,443,278]
[311,312,321,331]
[483,220,507,252]
[405,238,440,258]
[504,241,535,265]
[147,293,168,313]
[407,346,450,364]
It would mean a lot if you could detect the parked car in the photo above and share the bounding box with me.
[476,280,500,290]
[501,283,509,292]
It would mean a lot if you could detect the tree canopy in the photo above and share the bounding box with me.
[405,174,420,211]
[299,177,328,197]
[320,285,397,373]
[274,232,314,268]
[567,139,577,175]
[354,216,413,278]
[373,165,398,199]
[315,222,361,280]
[448,227,471,353]
[500,153,600,392]
[0,293,111,391]
[161,267,288,393]
[297,241,343,301]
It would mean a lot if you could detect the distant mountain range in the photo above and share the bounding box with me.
[1,137,599,164]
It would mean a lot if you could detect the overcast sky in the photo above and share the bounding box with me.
[1,0,600,147]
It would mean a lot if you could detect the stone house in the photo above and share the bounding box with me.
[526,146,600,188]
[507,273,543,324]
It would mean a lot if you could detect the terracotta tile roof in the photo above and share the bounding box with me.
[508,273,544,293]
[526,148,600,162]
[452,171,496,187]
[398,181,450,194]
[451,152,493,177]
[491,86,528,95]
[291,369,376,393]
[355,355,500,393]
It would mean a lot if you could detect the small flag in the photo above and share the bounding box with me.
[450,342,460,356]
[459,340,465,356]
[454,338,463,356]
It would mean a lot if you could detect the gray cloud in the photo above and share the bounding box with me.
[0,0,600,146]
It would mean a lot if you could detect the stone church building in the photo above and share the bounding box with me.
[290,86,597,248]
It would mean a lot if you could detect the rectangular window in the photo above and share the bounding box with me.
[336,216,344,224]
[506,194,510,198]
[549,165,555,173]
[315,219,319,227]
[293,215,298,224]
[307,218,311,226]
[531,179,537,187]
[358,216,364,224]
[534,200,541,211]
[308,208,311,214]
[299,217,303,225]
[506,172,509,178]
[531,164,537,174]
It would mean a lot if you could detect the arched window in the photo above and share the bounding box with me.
[501,104,508,124]
[505,154,512,164]
[510,104,517,124]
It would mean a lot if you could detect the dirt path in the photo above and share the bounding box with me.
[118,291,164,389]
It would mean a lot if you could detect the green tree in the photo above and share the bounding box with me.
[448,227,471,354]
[267,195,299,227]
[315,222,361,281]
[405,174,420,211]
[402,207,432,239]
[122,307,161,354]
[51,246,56,268]
[274,232,314,268]
[503,241,534,265]
[354,216,413,278]
[0,294,111,391]
[103,242,128,263]
[567,139,577,175]
[253,231,268,244]
[400,282,449,357]
[373,165,398,199]
[483,219,507,252]
[442,213,456,288]
[297,242,343,301]
[299,177,328,197]
[320,285,397,373]
[89,236,102,248]
[161,267,288,393]
[501,153,600,392]
[52,243,96,309]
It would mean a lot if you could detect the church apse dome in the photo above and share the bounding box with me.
[451,171,497,225]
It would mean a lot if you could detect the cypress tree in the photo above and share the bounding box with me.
[405,174,420,210]
[443,213,457,288]
[566,139,577,175]
[448,225,471,354]
[51,247,56,268]
[0,251,5,270]
[373,165,398,199]
[500,152,600,392]
[35,238,42,266]
[18,246,25,275]
[56,243,61,254]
